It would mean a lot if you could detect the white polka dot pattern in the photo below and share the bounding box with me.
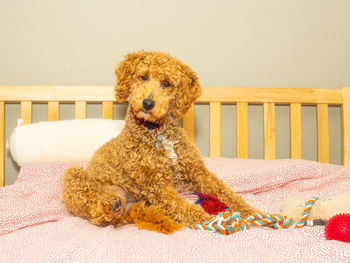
[0,158,349,262]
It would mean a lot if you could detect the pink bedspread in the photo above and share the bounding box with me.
[1,158,350,262]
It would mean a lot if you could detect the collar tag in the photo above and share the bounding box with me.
[154,132,178,162]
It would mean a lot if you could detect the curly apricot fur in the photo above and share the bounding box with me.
[62,51,261,234]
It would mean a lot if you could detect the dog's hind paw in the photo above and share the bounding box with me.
[90,195,126,226]
[104,196,125,214]
[106,198,123,212]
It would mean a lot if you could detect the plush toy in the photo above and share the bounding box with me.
[280,192,350,225]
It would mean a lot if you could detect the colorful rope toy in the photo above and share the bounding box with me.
[192,197,319,235]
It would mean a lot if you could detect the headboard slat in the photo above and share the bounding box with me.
[342,87,350,166]
[75,101,87,119]
[183,104,194,143]
[263,102,276,160]
[236,102,248,158]
[102,102,114,119]
[20,101,32,125]
[209,102,221,157]
[290,103,302,159]
[0,101,4,187]
[48,101,59,121]
[317,104,330,163]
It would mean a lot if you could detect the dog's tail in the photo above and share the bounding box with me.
[123,201,183,234]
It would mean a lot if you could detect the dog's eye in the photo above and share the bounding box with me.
[141,75,149,81]
[161,80,170,88]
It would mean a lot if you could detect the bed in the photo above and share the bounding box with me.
[1,86,350,262]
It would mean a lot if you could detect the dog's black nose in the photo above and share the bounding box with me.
[142,99,155,111]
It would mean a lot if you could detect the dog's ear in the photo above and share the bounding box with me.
[172,66,202,119]
[114,51,146,102]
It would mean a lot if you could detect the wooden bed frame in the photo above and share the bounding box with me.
[1,86,350,186]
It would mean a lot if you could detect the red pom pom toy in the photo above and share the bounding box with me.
[325,213,350,243]
[194,191,228,215]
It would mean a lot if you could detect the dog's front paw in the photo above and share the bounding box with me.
[181,205,212,227]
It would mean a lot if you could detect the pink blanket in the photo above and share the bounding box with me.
[1,158,350,262]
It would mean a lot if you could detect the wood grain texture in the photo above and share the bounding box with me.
[75,101,87,119]
[317,104,329,163]
[48,101,59,121]
[0,86,115,102]
[0,86,342,105]
[183,104,194,143]
[20,101,32,125]
[0,101,4,186]
[264,103,276,160]
[209,102,221,157]
[290,103,302,159]
[342,88,350,166]
[196,87,342,104]
[102,101,114,119]
[236,102,248,158]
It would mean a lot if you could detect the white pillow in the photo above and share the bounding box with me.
[8,119,125,166]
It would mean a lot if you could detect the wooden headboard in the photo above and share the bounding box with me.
[1,86,350,186]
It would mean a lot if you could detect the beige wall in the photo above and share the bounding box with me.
[1,0,350,184]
